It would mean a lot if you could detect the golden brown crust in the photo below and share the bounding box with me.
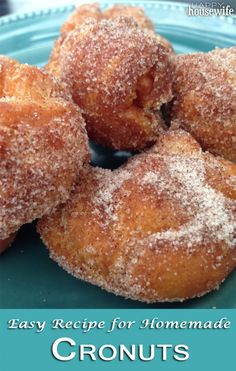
[153,34,174,55]
[103,4,154,32]
[38,130,236,303]
[0,56,89,239]
[46,3,174,150]
[0,233,16,255]
[103,4,174,54]
[44,33,68,78]
[170,47,236,162]
[58,3,173,53]
[47,2,174,77]
[47,18,173,150]
[61,3,102,33]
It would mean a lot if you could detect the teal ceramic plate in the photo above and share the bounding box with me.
[0,1,235,308]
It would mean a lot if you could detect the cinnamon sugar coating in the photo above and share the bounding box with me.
[61,3,102,33]
[59,2,172,52]
[103,4,154,32]
[59,2,155,36]
[38,130,236,303]
[170,47,236,162]
[47,17,173,150]
[103,4,173,53]
[0,56,89,239]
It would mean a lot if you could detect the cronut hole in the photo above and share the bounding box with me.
[133,69,171,130]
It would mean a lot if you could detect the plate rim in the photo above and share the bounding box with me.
[0,1,235,27]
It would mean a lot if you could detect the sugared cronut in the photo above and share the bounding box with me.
[38,130,236,303]
[170,47,236,162]
[0,56,89,240]
[46,17,173,150]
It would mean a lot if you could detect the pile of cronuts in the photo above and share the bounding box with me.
[0,3,236,303]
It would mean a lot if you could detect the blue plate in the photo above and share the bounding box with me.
[0,1,235,309]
